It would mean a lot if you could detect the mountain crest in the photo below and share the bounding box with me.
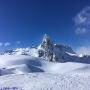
[42,34,53,46]
[2,34,77,62]
[37,34,76,62]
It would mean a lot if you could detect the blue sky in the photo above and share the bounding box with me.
[0,0,90,52]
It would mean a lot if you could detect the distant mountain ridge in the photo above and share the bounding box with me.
[1,34,90,63]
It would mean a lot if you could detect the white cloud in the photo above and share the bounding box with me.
[74,6,90,35]
[74,13,86,25]
[4,42,10,47]
[0,42,3,46]
[76,46,90,56]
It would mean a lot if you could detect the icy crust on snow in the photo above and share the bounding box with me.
[0,73,90,90]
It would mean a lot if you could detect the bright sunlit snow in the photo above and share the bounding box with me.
[0,34,90,90]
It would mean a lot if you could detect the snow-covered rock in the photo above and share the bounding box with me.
[37,34,78,62]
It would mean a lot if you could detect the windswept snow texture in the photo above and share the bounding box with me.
[0,73,90,90]
[0,53,90,90]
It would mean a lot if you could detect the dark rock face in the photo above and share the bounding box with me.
[38,50,44,57]
[37,34,76,62]
[38,34,55,61]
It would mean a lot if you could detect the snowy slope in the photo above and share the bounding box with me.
[0,55,90,76]
[0,73,90,90]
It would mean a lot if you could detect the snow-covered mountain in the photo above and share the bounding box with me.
[1,34,90,63]
[0,34,90,76]
[0,34,90,90]
[0,34,78,60]
[37,34,76,62]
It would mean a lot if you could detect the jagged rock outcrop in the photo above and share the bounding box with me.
[38,34,55,61]
[37,34,74,62]
[2,34,81,63]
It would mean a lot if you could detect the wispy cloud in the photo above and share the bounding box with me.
[76,46,90,55]
[74,6,90,35]
[0,42,3,47]
[75,28,87,35]
[0,41,21,48]
[16,41,21,44]
[4,42,10,47]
